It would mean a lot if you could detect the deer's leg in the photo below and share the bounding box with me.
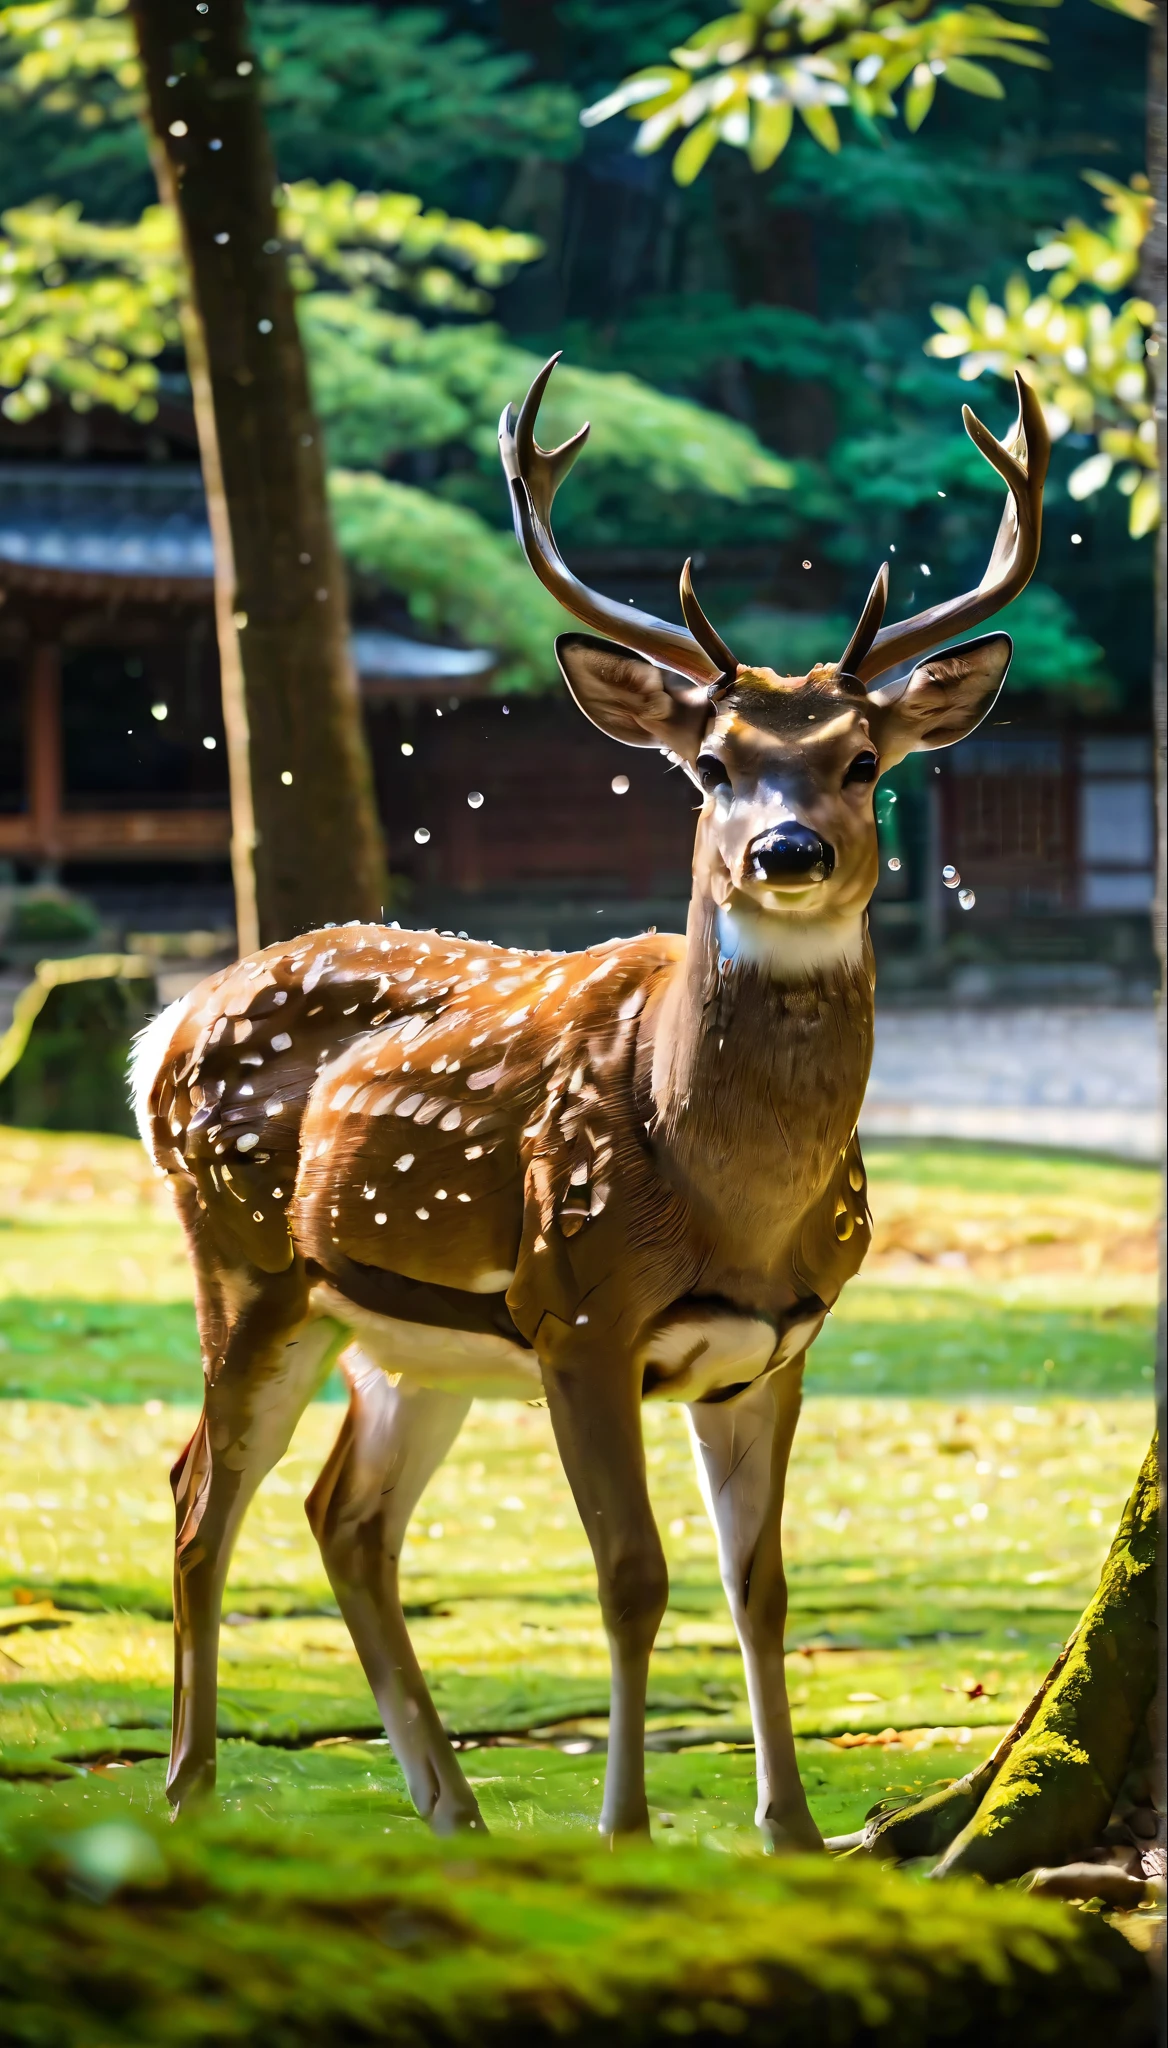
[543,1357,667,1838]
[686,1360,822,1853]
[305,1349,482,1835]
[168,1294,343,1814]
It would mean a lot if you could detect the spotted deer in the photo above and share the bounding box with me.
[135,360,1046,1845]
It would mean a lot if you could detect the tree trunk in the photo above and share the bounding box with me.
[129,0,385,952]
[1145,0,1166,1863]
[861,1437,1160,1879]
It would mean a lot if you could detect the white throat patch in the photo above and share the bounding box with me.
[716,903,864,982]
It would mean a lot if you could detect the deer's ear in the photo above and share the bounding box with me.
[555,634,711,758]
[868,632,1011,767]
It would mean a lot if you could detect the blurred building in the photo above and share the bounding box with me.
[0,407,1157,993]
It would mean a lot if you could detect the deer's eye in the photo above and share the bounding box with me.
[843,751,878,786]
[697,754,731,794]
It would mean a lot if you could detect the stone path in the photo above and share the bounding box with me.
[863,1007,1160,1160]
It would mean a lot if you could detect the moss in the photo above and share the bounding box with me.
[0,1811,1152,2048]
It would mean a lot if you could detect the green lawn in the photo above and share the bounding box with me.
[0,1125,1157,1856]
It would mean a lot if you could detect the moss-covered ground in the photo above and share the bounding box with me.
[0,1124,1158,2041]
[0,1124,1156,1841]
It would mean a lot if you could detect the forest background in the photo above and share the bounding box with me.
[0,0,1153,717]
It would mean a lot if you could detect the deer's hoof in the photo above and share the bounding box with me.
[759,1811,825,1856]
[166,1759,217,1819]
[429,1797,487,1837]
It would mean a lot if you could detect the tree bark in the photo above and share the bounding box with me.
[129,0,385,952]
[1145,0,1167,1873]
[861,1437,1160,1879]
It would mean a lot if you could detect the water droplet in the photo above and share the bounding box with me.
[401,743,414,757]
[414,827,431,845]
[237,1133,258,1152]
[270,1032,292,1052]
[942,865,960,887]
[203,735,217,750]
[802,560,812,570]
[233,609,247,629]
[416,1208,430,1221]
[958,887,976,911]
[237,59,253,76]
[937,490,946,498]
[920,564,931,576]
[168,120,188,137]
[467,791,484,809]
[150,702,168,722]
[611,775,629,795]
[396,1153,414,1171]
[1071,533,1082,545]
[258,318,273,334]
[280,770,293,785]
[887,856,901,872]
[209,138,223,151]
[575,1314,589,1326]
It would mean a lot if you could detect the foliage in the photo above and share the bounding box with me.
[0,2,581,208]
[0,1809,1150,2048]
[0,0,1154,701]
[581,0,1057,184]
[0,184,536,422]
[328,469,565,691]
[304,293,792,501]
[928,172,1158,534]
[0,199,181,419]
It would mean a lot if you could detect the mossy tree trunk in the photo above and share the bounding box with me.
[1145,0,1166,1851]
[861,1437,1160,1880]
[129,0,385,952]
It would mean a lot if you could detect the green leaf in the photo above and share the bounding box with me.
[940,57,1006,99]
[672,115,723,185]
[798,101,841,153]
[1088,0,1155,19]
[903,69,936,130]
[1128,475,1160,538]
[747,97,793,169]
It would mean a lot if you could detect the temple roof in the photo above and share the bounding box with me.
[0,463,213,599]
[0,463,495,691]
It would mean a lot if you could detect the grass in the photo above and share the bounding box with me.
[0,1123,1159,2040]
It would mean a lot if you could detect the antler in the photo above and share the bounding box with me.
[843,373,1050,689]
[499,354,738,689]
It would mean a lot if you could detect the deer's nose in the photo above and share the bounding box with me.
[748,825,835,885]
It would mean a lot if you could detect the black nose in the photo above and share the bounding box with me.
[749,825,835,884]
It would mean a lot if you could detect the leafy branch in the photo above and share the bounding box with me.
[581,0,1056,183]
[581,0,1153,184]
[927,172,1157,535]
[0,184,538,421]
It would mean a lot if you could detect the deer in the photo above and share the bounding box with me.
[134,356,1046,1848]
